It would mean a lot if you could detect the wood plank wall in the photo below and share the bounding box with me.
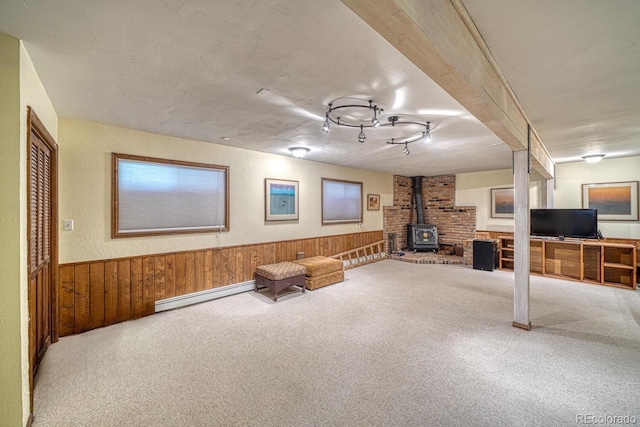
[58,230,382,336]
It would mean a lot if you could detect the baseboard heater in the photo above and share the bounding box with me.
[155,280,254,312]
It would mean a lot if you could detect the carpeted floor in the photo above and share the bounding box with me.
[32,260,640,426]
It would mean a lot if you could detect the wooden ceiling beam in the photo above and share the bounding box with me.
[340,0,555,178]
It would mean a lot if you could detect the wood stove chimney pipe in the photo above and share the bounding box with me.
[412,176,425,225]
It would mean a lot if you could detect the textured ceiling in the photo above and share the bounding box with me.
[1,0,638,176]
[461,0,640,163]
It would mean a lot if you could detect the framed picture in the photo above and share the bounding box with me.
[367,194,380,211]
[265,178,299,221]
[582,181,639,221]
[491,187,514,218]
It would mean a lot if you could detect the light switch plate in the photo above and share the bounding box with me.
[63,219,74,231]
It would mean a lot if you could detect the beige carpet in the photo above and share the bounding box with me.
[33,260,640,426]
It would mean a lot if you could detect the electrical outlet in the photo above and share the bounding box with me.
[63,219,74,231]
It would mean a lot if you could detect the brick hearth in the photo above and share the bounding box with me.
[388,251,467,265]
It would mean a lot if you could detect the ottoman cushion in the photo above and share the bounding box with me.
[255,262,306,281]
[294,256,343,276]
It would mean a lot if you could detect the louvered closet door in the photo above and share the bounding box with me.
[28,129,53,378]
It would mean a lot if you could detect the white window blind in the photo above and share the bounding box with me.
[113,154,228,237]
[322,178,362,224]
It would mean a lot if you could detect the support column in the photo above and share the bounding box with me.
[513,150,531,330]
[544,178,555,208]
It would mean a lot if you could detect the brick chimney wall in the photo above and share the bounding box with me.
[383,174,476,254]
[383,176,412,253]
[422,175,476,247]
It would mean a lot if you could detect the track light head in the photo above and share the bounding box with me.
[371,105,381,127]
[322,112,330,133]
[358,125,366,143]
[424,122,432,142]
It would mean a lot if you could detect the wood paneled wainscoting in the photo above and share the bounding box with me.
[58,230,383,336]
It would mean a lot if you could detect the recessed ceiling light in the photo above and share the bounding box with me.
[256,88,271,96]
[582,154,605,163]
[222,136,230,141]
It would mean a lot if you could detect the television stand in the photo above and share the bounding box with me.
[498,236,637,289]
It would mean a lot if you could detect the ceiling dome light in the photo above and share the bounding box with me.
[582,154,605,163]
[289,147,310,158]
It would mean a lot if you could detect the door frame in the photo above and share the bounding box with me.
[26,106,59,411]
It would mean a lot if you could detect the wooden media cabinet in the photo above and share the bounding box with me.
[498,236,637,290]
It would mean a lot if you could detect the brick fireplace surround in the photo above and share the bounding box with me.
[383,175,476,264]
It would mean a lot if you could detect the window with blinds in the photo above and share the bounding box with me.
[112,153,229,238]
[321,178,363,225]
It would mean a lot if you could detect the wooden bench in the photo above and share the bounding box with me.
[254,262,306,302]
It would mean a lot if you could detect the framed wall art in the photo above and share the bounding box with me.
[582,181,638,221]
[490,187,514,218]
[367,194,380,211]
[265,178,299,221]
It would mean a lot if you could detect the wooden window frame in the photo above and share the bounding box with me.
[112,153,229,238]
[321,177,363,225]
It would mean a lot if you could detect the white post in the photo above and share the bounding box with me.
[545,178,555,208]
[513,150,531,330]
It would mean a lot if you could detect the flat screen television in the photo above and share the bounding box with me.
[530,209,598,239]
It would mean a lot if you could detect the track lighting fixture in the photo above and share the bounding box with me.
[321,97,432,152]
[384,119,433,155]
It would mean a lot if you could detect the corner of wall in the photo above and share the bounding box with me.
[17,39,59,425]
[0,32,28,427]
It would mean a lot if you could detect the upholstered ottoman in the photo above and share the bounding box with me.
[254,262,306,302]
[293,256,344,290]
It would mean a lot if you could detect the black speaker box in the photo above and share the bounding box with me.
[473,240,497,271]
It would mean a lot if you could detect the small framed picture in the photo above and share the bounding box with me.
[265,178,299,221]
[367,194,380,211]
[491,187,514,218]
